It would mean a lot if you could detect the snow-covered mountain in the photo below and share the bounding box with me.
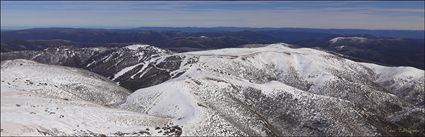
[321,36,425,70]
[1,59,181,136]
[1,43,424,136]
[118,43,424,136]
[1,44,173,91]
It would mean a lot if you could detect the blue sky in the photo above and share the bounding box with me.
[1,1,424,30]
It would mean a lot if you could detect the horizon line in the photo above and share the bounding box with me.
[2,26,425,31]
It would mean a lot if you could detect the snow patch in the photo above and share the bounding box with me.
[124,44,150,50]
[330,37,368,43]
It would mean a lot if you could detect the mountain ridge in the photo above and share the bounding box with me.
[1,43,424,136]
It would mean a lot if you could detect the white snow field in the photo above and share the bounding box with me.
[1,60,174,136]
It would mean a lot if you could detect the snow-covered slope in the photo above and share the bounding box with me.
[1,59,180,136]
[1,44,173,91]
[329,37,368,44]
[119,43,424,136]
[1,59,129,105]
[2,43,424,136]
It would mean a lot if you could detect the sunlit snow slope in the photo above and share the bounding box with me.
[0,59,179,136]
[120,43,424,136]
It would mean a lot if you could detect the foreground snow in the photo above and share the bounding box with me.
[1,92,171,136]
[1,60,177,136]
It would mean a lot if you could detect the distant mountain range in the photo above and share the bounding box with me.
[1,28,423,69]
[3,27,423,39]
[129,27,425,39]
